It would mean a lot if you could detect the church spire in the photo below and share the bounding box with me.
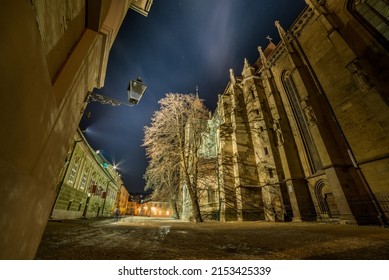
[196,85,199,98]
[258,46,267,68]
[229,69,236,85]
[242,58,255,78]
[244,58,250,68]
[275,20,287,42]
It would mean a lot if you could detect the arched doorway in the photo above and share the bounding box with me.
[315,180,340,221]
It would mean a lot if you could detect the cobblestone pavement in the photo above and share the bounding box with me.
[35,216,389,260]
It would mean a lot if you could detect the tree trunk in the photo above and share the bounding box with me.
[172,199,180,219]
[186,182,203,223]
[190,194,203,223]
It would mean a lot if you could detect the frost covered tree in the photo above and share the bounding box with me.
[143,155,181,218]
[143,93,209,223]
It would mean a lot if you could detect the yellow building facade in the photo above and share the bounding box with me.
[52,129,123,219]
[117,185,130,215]
[138,201,173,218]
[0,0,152,259]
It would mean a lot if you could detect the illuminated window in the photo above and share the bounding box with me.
[80,169,88,190]
[68,160,78,184]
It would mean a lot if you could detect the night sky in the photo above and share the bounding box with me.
[79,0,306,194]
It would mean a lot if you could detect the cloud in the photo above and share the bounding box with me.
[194,1,236,71]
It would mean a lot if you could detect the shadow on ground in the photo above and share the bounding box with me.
[35,216,389,260]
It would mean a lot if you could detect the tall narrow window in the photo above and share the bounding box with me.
[268,168,274,178]
[88,179,96,194]
[68,158,79,184]
[80,169,88,190]
[349,0,389,48]
[282,72,322,172]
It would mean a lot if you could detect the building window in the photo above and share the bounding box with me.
[80,170,88,190]
[68,160,79,184]
[264,147,269,155]
[208,188,216,203]
[268,168,274,178]
[88,180,95,194]
[349,0,389,48]
[282,72,322,172]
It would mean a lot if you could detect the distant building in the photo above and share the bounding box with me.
[181,115,221,221]
[51,129,123,219]
[127,201,140,216]
[117,185,130,215]
[183,0,389,225]
[138,201,173,218]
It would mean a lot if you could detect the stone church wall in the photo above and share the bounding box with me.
[201,0,389,225]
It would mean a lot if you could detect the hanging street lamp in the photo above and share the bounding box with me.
[85,77,148,107]
[128,77,148,105]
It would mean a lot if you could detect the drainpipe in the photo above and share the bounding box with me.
[215,126,222,221]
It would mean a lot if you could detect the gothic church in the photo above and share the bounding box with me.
[186,0,389,225]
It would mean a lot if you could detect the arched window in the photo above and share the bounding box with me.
[349,0,389,49]
[282,72,322,173]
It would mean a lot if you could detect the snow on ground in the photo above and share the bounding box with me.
[36,216,389,260]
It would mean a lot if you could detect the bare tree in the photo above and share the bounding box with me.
[143,93,209,223]
[143,155,181,218]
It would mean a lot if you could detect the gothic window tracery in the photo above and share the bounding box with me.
[349,0,389,48]
[282,72,322,173]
